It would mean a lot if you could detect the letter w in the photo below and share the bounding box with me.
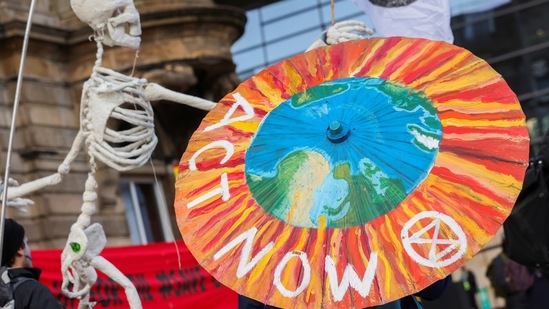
[325,253,378,301]
[213,227,275,278]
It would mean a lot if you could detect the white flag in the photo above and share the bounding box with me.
[352,0,454,44]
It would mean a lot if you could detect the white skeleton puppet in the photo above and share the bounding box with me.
[2,0,373,307]
[5,2,211,308]
[65,1,221,308]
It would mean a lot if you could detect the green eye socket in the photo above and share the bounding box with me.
[70,242,81,253]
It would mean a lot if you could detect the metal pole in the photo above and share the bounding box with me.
[0,0,37,261]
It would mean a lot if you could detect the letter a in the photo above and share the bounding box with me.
[213,227,274,278]
[204,92,255,132]
[325,253,378,301]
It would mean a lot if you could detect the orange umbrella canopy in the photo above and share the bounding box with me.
[174,37,529,308]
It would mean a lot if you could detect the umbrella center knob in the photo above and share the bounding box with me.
[327,121,350,143]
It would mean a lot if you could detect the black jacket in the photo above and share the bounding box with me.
[8,267,64,309]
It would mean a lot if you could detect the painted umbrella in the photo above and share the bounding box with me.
[174,37,530,308]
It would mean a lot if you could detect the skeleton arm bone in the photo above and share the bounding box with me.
[0,178,34,209]
[144,82,216,111]
[5,130,85,200]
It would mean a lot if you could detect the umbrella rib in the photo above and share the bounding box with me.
[359,221,383,307]
[350,133,439,161]
[298,229,318,306]
[322,227,333,307]
[343,230,356,309]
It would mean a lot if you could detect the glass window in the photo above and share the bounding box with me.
[263,7,320,42]
[320,0,372,27]
[518,2,549,46]
[233,10,262,50]
[261,0,315,22]
[524,103,549,155]
[120,179,173,244]
[233,48,267,74]
[231,0,371,75]
[267,28,320,63]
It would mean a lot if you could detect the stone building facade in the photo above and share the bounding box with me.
[0,0,246,248]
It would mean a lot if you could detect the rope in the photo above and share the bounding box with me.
[149,161,182,270]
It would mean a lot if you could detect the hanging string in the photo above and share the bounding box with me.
[121,37,181,267]
[150,160,182,270]
[0,0,38,260]
[130,49,140,77]
[331,0,335,26]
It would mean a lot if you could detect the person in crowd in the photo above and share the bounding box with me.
[461,266,479,309]
[1,218,64,308]
[492,129,549,309]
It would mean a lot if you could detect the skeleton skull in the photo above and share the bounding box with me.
[70,0,142,49]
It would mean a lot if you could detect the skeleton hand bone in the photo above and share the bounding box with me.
[307,20,374,51]
[0,178,34,210]
[326,20,374,45]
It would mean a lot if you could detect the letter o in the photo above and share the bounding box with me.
[273,251,311,298]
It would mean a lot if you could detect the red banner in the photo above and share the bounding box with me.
[32,241,238,309]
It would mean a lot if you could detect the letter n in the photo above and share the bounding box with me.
[213,227,274,278]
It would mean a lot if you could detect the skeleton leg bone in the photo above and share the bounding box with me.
[90,256,141,309]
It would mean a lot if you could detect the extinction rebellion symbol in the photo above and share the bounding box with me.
[369,0,417,7]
